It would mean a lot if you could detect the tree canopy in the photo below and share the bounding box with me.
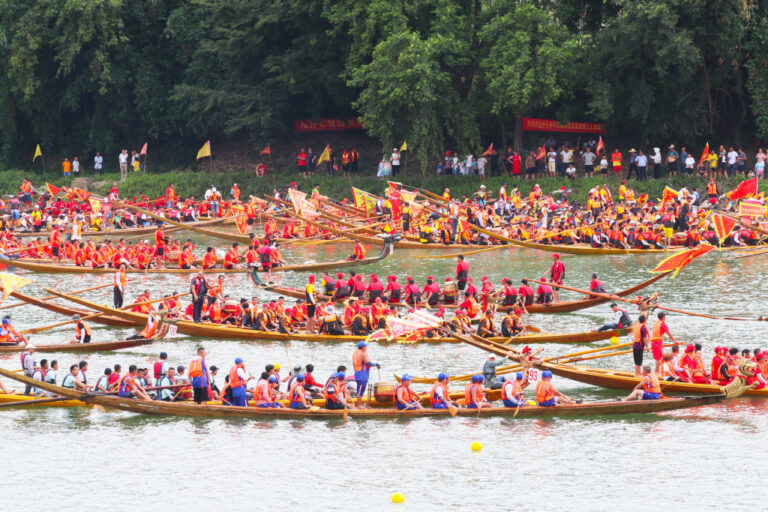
[0,0,766,170]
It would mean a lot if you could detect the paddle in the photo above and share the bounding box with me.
[0,396,72,407]
[524,277,767,322]
[0,281,116,311]
[23,292,185,335]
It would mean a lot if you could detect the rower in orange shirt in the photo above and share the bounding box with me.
[348,241,367,261]
[223,243,241,269]
[49,225,63,262]
[207,275,224,305]
[132,290,154,314]
[202,247,218,269]
[178,246,195,269]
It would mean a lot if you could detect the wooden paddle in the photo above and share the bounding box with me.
[0,281,116,311]
[524,277,767,322]
[0,396,73,407]
[23,292,185,335]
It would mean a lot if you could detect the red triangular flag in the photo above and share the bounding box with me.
[260,144,271,156]
[711,214,736,241]
[46,182,61,197]
[729,178,758,201]
[596,136,604,155]
[650,244,714,278]
[481,143,493,157]
[536,145,546,160]
[698,143,709,165]
[140,142,148,156]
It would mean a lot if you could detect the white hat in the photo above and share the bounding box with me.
[669,144,675,149]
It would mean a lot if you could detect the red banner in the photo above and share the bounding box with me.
[294,118,364,132]
[522,117,606,134]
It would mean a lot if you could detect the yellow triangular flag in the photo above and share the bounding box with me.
[196,140,211,161]
[400,141,407,151]
[0,273,32,305]
[33,144,42,161]
[316,145,331,165]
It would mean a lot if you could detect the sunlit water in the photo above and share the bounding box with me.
[2,237,767,510]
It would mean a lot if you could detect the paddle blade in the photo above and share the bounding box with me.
[448,405,458,417]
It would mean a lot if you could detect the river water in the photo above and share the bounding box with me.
[2,239,767,510]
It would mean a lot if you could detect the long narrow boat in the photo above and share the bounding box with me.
[256,271,670,315]
[0,241,393,274]
[123,205,253,243]
[0,323,168,353]
[42,289,630,344]
[543,362,768,397]
[9,290,136,328]
[0,393,84,407]
[0,369,727,419]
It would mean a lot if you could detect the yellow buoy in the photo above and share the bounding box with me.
[471,441,482,451]
[527,400,537,406]
[392,492,405,504]
[610,336,619,345]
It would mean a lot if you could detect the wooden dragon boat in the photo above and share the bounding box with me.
[0,393,85,407]
[0,369,727,419]
[0,323,168,353]
[42,289,629,344]
[8,290,136,328]
[542,363,768,397]
[255,271,670,315]
[0,240,393,274]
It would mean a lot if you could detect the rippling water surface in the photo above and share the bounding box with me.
[2,238,767,510]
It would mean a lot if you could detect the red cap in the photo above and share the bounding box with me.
[552,253,560,259]
[514,308,523,315]
[308,275,315,283]
[481,276,488,281]
[521,346,532,354]
[685,344,694,353]
[427,275,434,280]
[336,272,343,278]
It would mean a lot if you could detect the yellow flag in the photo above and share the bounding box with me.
[316,145,330,166]
[196,140,211,161]
[0,273,32,305]
[33,144,42,161]
[88,197,102,213]
[400,141,407,151]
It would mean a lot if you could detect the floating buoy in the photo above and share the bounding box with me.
[392,492,404,504]
[528,400,537,406]
[471,441,482,451]
[610,336,619,345]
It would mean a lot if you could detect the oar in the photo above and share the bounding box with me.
[524,277,767,322]
[23,292,185,335]
[731,247,768,260]
[0,396,73,407]
[0,282,116,311]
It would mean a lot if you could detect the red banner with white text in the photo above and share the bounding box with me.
[294,118,364,132]
[522,117,606,134]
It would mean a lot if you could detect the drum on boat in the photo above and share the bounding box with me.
[374,382,396,403]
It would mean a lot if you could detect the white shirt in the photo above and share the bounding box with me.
[582,151,596,165]
[560,149,573,163]
[547,151,556,163]
[204,188,213,200]
[685,156,695,168]
[635,155,648,167]
[119,152,128,165]
[391,152,400,165]
[727,151,738,164]
[651,151,662,164]
[72,160,80,173]
[94,155,103,168]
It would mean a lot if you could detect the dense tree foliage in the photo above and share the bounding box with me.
[0,0,766,171]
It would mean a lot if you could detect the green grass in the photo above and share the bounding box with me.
[0,167,758,203]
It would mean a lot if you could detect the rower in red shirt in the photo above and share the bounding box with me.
[49,226,63,262]
[589,273,606,294]
[202,247,218,269]
[549,253,565,303]
[223,243,240,269]
[385,276,402,303]
[349,241,367,261]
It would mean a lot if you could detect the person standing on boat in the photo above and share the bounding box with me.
[20,344,36,395]
[622,366,661,401]
[229,358,250,407]
[549,253,565,303]
[352,341,379,407]
[456,255,469,291]
[650,312,676,375]
[631,315,650,376]
[190,272,208,324]
[113,263,127,308]
[305,275,318,334]
[189,347,210,404]
[483,355,508,389]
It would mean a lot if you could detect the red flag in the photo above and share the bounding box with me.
[650,244,714,278]
[387,181,402,190]
[661,186,678,203]
[46,182,61,197]
[230,205,248,234]
[536,145,545,160]
[698,143,709,165]
[260,145,271,156]
[140,142,148,156]
[711,213,736,241]
[729,178,758,201]
[481,143,493,157]
[596,136,604,155]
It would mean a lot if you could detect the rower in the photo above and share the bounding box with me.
[289,374,312,409]
[255,375,285,408]
[535,278,553,304]
[223,243,241,269]
[501,308,524,337]
[94,368,112,393]
[597,303,631,332]
[20,344,36,395]
[429,373,456,409]
[228,357,250,407]
[114,263,127,308]
[464,374,491,409]
[67,314,92,344]
[348,241,367,261]
[32,359,49,396]
[501,372,529,408]
[1,315,28,346]
[518,280,534,306]
[305,275,318,334]
[118,365,151,400]
[501,279,517,307]
[394,375,423,410]
[353,341,379,407]
[206,275,225,305]
[127,310,160,340]
[385,275,402,303]
[61,364,90,392]
[623,365,662,401]
[483,354,508,389]
[476,309,498,338]
[535,371,577,406]
[320,301,343,335]
[549,253,565,303]
[156,367,177,401]
[324,372,353,410]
